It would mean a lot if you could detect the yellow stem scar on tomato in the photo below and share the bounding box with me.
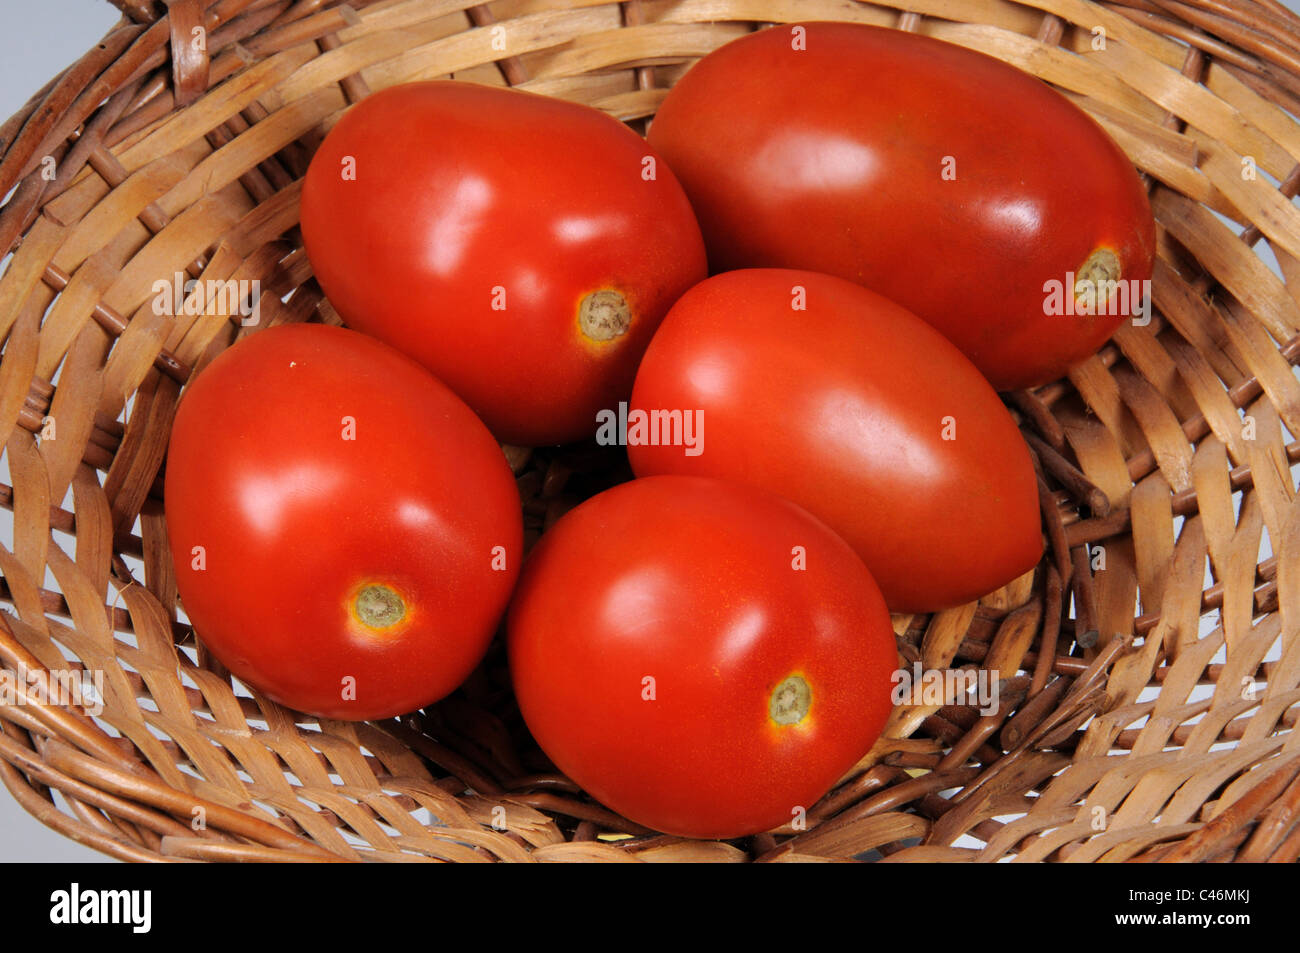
[351,583,406,633]
[1074,247,1122,311]
[577,289,630,345]
[769,674,812,727]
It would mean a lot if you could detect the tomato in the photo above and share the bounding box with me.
[300,81,707,447]
[647,21,1155,391]
[628,269,1043,613]
[164,324,522,720]
[508,475,898,839]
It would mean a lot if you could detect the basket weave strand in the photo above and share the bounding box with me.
[1,0,1299,862]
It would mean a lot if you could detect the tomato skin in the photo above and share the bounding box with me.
[508,475,898,839]
[628,269,1043,613]
[647,21,1155,391]
[164,324,523,721]
[300,81,707,447]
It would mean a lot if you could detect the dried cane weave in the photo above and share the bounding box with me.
[1,0,1299,863]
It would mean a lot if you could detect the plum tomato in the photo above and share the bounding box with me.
[164,324,523,720]
[628,269,1044,613]
[507,475,899,840]
[647,21,1155,390]
[301,81,708,446]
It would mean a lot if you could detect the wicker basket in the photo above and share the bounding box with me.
[1,0,1298,864]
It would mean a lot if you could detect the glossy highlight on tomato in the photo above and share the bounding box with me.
[508,475,899,840]
[164,324,523,720]
[629,269,1044,612]
[301,81,708,447]
[647,21,1156,390]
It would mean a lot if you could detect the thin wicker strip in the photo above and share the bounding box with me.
[0,0,1298,861]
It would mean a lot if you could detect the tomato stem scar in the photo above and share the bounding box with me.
[579,290,631,342]
[354,584,405,629]
[769,674,811,726]
[1074,247,1121,306]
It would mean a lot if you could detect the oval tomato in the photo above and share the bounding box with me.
[300,81,707,447]
[164,324,523,720]
[647,21,1155,390]
[508,475,898,840]
[628,269,1043,612]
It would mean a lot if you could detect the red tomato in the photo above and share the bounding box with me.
[647,21,1155,391]
[300,81,707,447]
[628,269,1043,613]
[508,475,899,840]
[164,324,522,720]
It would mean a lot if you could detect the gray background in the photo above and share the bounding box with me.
[0,0,1297,863]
